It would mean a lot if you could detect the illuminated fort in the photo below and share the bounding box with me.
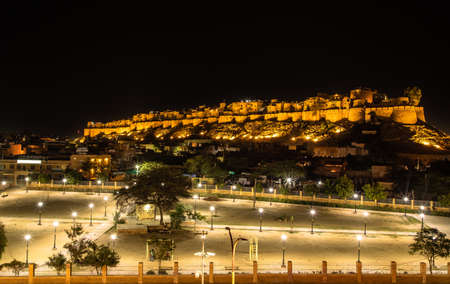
[84,88,438,145]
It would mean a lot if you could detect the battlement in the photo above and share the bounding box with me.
[84,88,426,138]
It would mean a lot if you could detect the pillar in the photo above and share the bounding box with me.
[299,191,303,200]
[322,261,327,283]
[51,179,54,187]
[138,262,143,284]
[429,201,434,211]
[360,195,364,206]
[411,199,414,209]
[356,261,362,284]
[173,261,179,284]
[274,189,277,199]
[313,193,316,201]
[328,195,331,203]
[287,261,293,283]
[209,262,214,284]
[420,262,426,284]
[447,262,450,275]
[253,260,258,284]
[391,261,397,284]
[101,265,107,284]
[28,263,35,284]
[65,263,71,284]
[392,198,396,209]
[114,181,117,189]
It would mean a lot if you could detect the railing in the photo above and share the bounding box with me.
[191,186,450,213]
[1,261,448,283]
[25,181,127,193]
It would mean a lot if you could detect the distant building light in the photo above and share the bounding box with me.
[17,160,41,164]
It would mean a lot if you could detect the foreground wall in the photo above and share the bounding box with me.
[4,260,449,284]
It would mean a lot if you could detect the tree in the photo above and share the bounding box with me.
[409,227,450,274]
[148,238,175,274]
[303,183,320,195]
[0,222,7,259]
[116,166,191,225]
[184,155,228,184]
[46,253,67,275]
[321,179,336,195]
[438,193,450,207]
[64,169,83,185]
[0,259,27,276]
[83,243,120,275]
[38,173,51,183]
[63,223,94,265]
[362,183,388,203]
[334,175,354,199]
[139,161,166,175]
[278,184,290,198]
[169,204,187,230]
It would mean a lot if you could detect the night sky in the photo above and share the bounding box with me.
[1,2,449,136]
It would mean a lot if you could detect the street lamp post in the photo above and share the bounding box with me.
[310,209,316,234]
[24,234,31,265]
[356,235,362,262]
[420,213,425,232]
[231,185,236,202]
[403,197,409,216]
[269,187,274,206]
[110,234,117,248]
[363,212,369,235]
[193,194,199,232]
[53,221,59,250]
[37,201,43,225]
[103,196,108,217]
[72,211,77,224]
[281,234,287,268]
[194,231,215,284]
[209,206,215,230]
[135,164,140,176]
[353,193,358,213]
[225,227,248,284]
[62,178,67,194]
[97,180,102,196]
[25,177,29,193]
[89,203,94,226]
[258,208,264,232]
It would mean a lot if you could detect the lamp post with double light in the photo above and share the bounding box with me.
[193,194,199,232]
[209,206,215,230]
[194,231,215,284]
[225,227,248,284]
[420,213,425,232]
[53,221,59,250]
[37,201,43,225]
[72,211,77,224]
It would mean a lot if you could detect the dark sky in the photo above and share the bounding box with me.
[1,1,449,136]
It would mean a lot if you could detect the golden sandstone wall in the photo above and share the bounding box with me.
[84,91,426,137]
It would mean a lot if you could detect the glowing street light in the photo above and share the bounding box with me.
[193,194,199,232]
[281,234,287,268]
[420,213,425,232]
[71,211,77,224]
[231,185,236,202]
[209,206,215,230]
[53,221,59,250]
[1,181,7,186]
[363,212,369,235]
[194,231,215,284]
[24,234,31,265]
[89,203,94,226]
[310,209,316,234]
[353,193,359,213]
[269,187,274,206]
[356,234,362,262]
[62,178,67,194]
[403,196,409,216]
[37,201,44,225]
[258,208,264,232]
[110,233,117,248]
[103,196,108,217]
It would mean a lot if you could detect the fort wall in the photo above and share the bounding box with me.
[84,92,426,137]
